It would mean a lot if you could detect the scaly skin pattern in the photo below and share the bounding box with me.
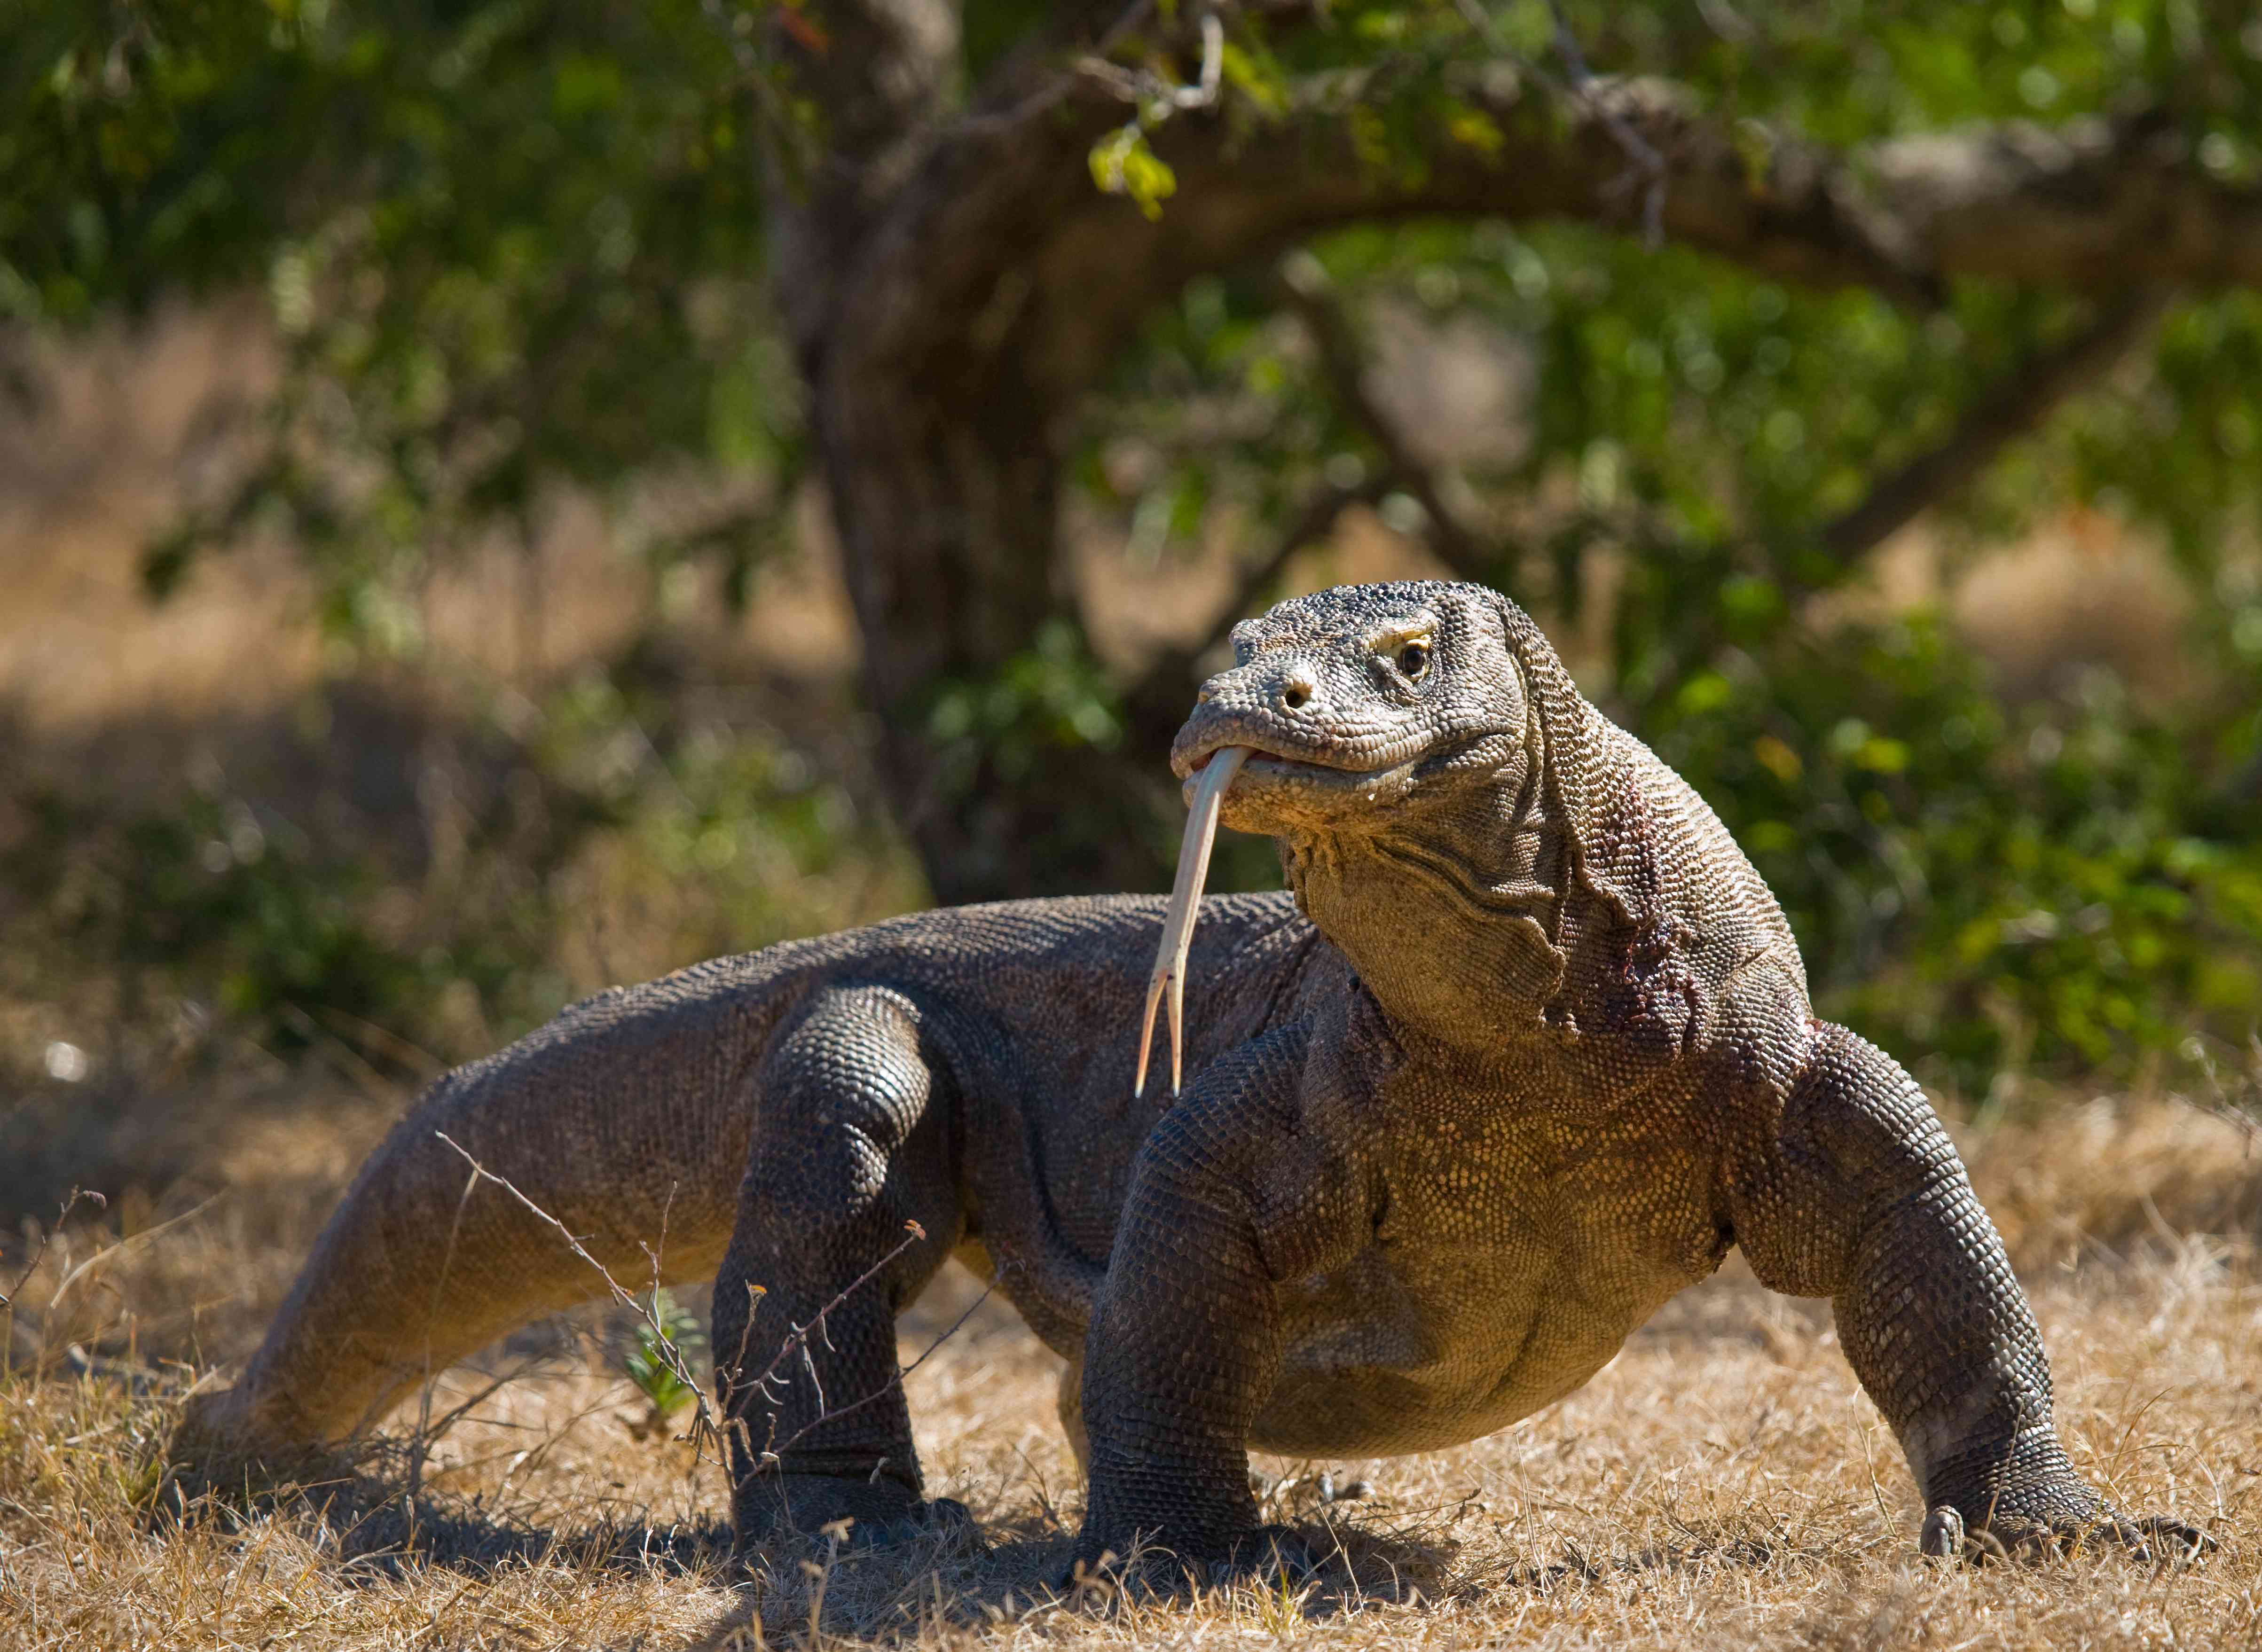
[174,580,2197,1573]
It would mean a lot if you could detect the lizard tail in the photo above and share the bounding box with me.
[173,958,791,1474]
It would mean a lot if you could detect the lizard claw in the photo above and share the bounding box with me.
[1134,745,1250,1099]
[1920,1502,2215,1566]
[2107,1514,2216,1566]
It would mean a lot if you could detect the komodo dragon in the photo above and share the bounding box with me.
[176,579,2201,1574]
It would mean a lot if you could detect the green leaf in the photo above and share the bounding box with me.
[1088,125,1179,219]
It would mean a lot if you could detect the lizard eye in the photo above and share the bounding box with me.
[1394,640,1431,680]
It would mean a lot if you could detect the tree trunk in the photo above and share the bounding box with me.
[809,344,1182,903]
[768,9,1202,904]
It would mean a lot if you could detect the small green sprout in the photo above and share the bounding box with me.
[623,1288,707,1428]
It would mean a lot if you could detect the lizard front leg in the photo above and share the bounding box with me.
[713,984,967,1550]
[1728,1018,2207,1561]
[1076,1022,1362,1579]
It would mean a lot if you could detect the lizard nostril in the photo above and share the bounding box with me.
[1280,673,1315,712]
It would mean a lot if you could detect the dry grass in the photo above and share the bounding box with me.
[4,1093,2259,1650]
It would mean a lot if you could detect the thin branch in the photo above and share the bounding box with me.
[1078,11,1222,112]
[413,1366,535,1456]
[1542,2,1667,244]
[1,1189,108,1313]
[1616,289,2172,714]
[952,0,1158,140]
[2168,1030,2262,1152]
[1274,254,1494,579]
[0,1186,106,1367]
[714,1219,930,1480]
[1128,251,1514,728]
[718,1227,926,1410]
[433,1131,727,1462]
[1814,290,2171,565]
[762,1281,997,1463]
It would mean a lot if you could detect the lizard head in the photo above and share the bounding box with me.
[1140,579,1798,1077]
[1133,582,1564,1080]
[1137,579,1647,1075]
[1170,580,1536,837]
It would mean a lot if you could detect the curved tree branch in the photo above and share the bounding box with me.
[1814,289,2171,566]
[849,55,2259,416]
[1272,255,1494,584]
[767,1,2262,898]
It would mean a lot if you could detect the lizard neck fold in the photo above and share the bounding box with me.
[1280,736,1576,1058]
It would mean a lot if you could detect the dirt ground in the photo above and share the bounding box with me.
[2,1088,2258,1651]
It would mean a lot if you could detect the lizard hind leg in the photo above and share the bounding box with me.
[713,984,968,1551]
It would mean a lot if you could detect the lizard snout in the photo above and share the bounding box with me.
[1173,657,1340,779]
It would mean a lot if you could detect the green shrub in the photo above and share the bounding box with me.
[1648,612,2262,1096]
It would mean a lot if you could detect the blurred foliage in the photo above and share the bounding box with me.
[4,0,799,632]
[5,1,2262,1091]
[0,666,920,1070]
[1649,615,2262,1094]
[926,620,1126,793]
[5,782,511,1049]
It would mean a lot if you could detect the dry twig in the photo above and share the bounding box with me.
[716,1222,929,1472]
[433,1132,729,1463]
[429,1129,984,1500]
[0,1187,107,1318]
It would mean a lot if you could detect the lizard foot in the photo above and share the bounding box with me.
[1920,1503,2214,1566]
[1064,1523,1327,1600]
[737,1473,987,1556]
[849,1495,984,1554]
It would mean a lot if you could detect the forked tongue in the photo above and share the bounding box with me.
[1134,744,1252,1098]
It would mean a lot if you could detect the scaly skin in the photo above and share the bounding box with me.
[174,581,2201,1574]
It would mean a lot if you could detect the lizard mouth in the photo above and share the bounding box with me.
[1179,742,1424,808]
[1132,736,1437,1102]
[1174,723,1430,793]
